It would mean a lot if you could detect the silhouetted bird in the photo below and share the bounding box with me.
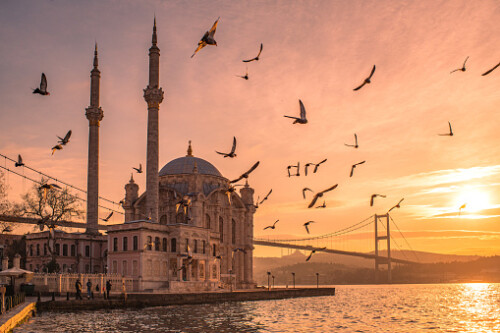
[236,67,249,80]
[259,189,272,205]
[51,144,63,155]
[459,203,466,216]
[216,137,237,158]
[315,201,326,209]
[230,161,260,183]
[302,187,314,199]
[15,154,24,167]
[305,159,327,176]
[370,194,386,206]
[303,221,315,234]
[243,43,263,62]
[308,184,338,208]
[133,164,143,173]
[287,162,300,177]
[313,159,327,173]
[191,17,220,58]
[232,248,247,254]
[284,100,308,124]
[439,121,454,136]
[344,134,359,148]
[57,130,72,145]
[1,225,13,233]
[482,61,500,76]
[306,247,326,261]
[353,65,376,91]
[225,185,236,204]
[119,200,124,207]
[450,56,469,74]
[263,220,279,230]
[350,161,366,177]
[33,73,50,95]
[100,212,113,222]
[388,198,404,212]
[39,183,61,200]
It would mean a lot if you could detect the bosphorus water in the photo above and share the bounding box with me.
[15,283,500,332]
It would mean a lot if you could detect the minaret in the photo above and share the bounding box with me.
[143,18,164,223]
[85,43,104,234]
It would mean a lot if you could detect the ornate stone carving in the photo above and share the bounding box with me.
[143,87,164,108]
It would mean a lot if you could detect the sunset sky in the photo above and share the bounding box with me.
[1,0,499,257]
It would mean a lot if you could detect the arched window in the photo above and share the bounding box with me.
[232,219,236,245]
[63,244,68,256]
[123,237,128,251]
[147,236,152,251]
[212,244,216,256]
[205,214,211,229]
[219,217,224,242]
[29,245,33,256]
[202,240,206,254]
[155,237,160,251]
[171,238,177,253]
[55,244,60,255]
[176,212,185,224]
[194,239,198,253]
[162,238,167,252]
[113,238,118,251]
[71,244,76,256]
[133,236,138,250]
[44,244,47,255]
[160,215,167,225]
[36,244,40,256]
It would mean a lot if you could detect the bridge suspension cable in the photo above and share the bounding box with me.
[389,214,420,262]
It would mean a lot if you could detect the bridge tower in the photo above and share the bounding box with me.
[374,214,391,283]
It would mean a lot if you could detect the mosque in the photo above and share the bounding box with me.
[25,20,256,292]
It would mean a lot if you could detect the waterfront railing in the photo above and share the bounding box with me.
[29,273,138,294]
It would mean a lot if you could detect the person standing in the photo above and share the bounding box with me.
[75,279,83,300]
[106,280,112,299]
[86,280,92,299]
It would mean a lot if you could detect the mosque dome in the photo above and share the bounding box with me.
[158,141,223,177]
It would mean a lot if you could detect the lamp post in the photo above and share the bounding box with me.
[272,275,275,288]
[291,272,295,289]
[316,272,319,288]
[267,271,271,291]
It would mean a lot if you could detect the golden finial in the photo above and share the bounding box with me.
[187,140,193,156]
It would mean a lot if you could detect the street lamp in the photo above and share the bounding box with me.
[291,272,295,289]
[316,272,319,288]
[267,271,271,291]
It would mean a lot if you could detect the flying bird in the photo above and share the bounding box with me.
[236,67,249,80]
[305,247,326,261]
[370,194,386,206]
[450,56,469,74]
[350,161,366,177]
[133,164,143,173]
[284,99,308,124]
[216,137,237,158]
[302,187,314,199]
[353,65,376,91]
[438,121,454,136]
[459,203,466,216]
[15,154,24,167]
[100,211,113,222]
[1,225,13,234]
[33,73,50,95]
[242,43,263,62]
[230,161,260,183]
[388,198,404,212]
[57,130,72,145]
[287,162,300,177]
[481,61,500,76]
[303,221,315,234]
[344,134,359,149]
[315,201,326,209]
[191,17,220,58]
[258,189,272,205]
[232,248,247,254]
[51,144,63,155]
[39,183,61,200]
[225,185,236,205]
[263,220,279,230]
[308,184,338,208]
[304,159,327,176]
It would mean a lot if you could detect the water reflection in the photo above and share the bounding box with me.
[15,284,500,333]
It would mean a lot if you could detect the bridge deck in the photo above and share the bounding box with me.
[0,214,109,231]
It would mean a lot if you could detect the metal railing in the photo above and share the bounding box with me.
[1,292,25,314]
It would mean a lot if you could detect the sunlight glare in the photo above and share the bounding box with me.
[456,189,491,213]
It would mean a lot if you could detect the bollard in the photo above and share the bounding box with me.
[51,292,55,301]
[67,292,69,301]
[37,292,41,302]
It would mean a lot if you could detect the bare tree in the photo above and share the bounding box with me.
[0,171,15,233]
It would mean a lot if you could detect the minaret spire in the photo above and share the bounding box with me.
[93,42,98,68]
[144,17,164,223]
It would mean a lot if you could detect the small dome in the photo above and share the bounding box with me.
[159,156,222,177]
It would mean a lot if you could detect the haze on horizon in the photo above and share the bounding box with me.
[0,0,499,257]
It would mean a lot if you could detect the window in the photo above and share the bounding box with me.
[44,244,47,255]
[113,237,118,251]
[123,237,128,251]
[112,261,117,274]
[71,244,76,257]
[213,244,216,256]
[202,240,206,254]
[185,238,189,252]
[147,236,152,251]
[36,244,40,256]
[171,238,177,253]
[122,260,127,276]
[133,236,138,250]
[219,217,224,242]
[63,244,68,256]
[205,214,211,229]
[29,245,33,256]
[232,219,236,245]
[162,238,167,252]
[155,237,160,251]
[85,264,90,273]
[160,215,167,225]
[55,244,60,255]
[85,245,90,257]
[132,260,138,276]
[194,239,198,253]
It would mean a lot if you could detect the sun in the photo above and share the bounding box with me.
[456,189,491,213]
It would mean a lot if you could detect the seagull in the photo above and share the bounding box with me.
[315,201,326,209]
[1,225,13,233]
[175,195,192,214]
[350,161,366,177]
[57,130,72,145]
[143,241,155,249]
[236,67,249,80]
[306,247,326,261]
[303,221,315,234]
[258,189,272,205]
[287,162,300,177]
[388,198,404,212]
[232,248,247,254]
[308,184,338,208]
[439,121,454,136]
[37,216,50,231]
[216,137,237,158]
[482,61,500,76]
[133,164,143,173]
[284,100,308,124]
[344,134,359,148]
[225,185,236,204]
[450,56,469,74]
[191,17,220,58]
[230,161,260,183]
[263,220,279,230]
[302,187,314,199]
[100,211,113,222]
[33,73,50,95]
[243,43,263,62]
[39,183,61,200]
[370,194,386,206]
[353,65,376,91]
[15,154,24,167]
[459,203,466,216]
[51,144,63,155]
[305,159,327,176]
[119,200,124,207]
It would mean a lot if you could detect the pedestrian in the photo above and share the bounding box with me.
[106,280,112,299]
[95,283,99,293]
[75,279,83,300]
[86,279,92,299]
